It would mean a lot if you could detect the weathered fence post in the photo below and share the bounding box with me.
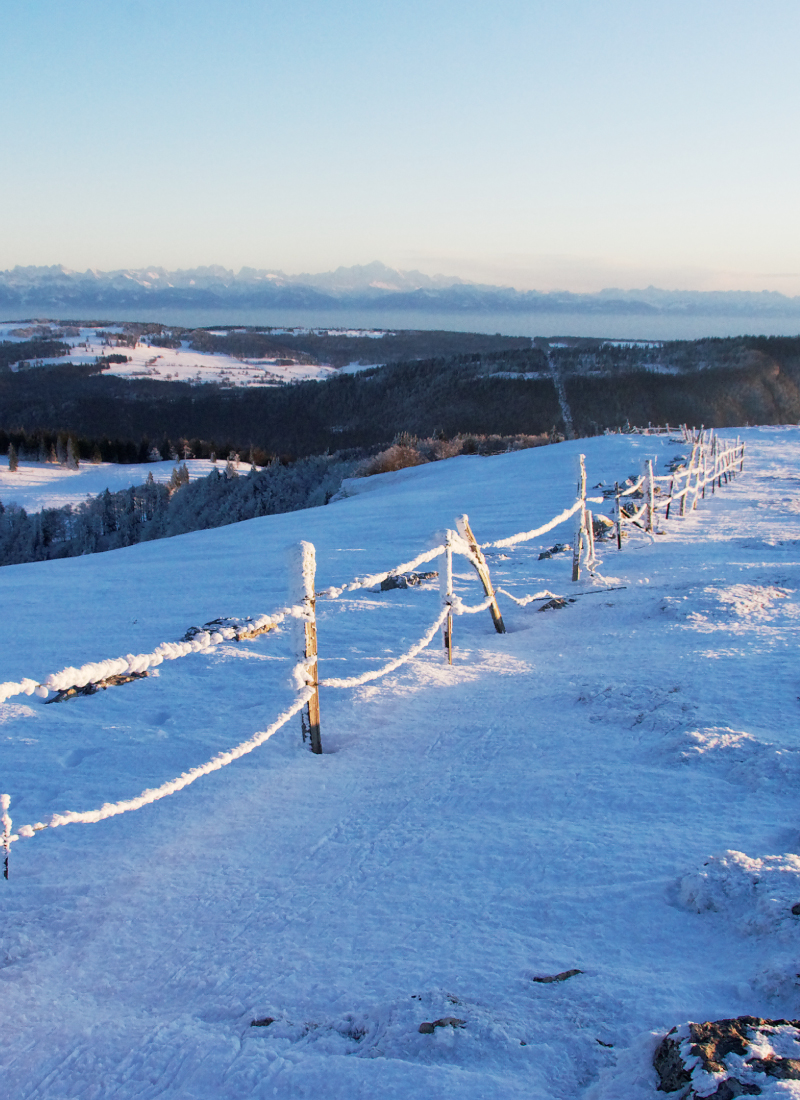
[647,459,656,530]
[665,475,674,520]
[615,481,622,549]
[739,440,745,472]
[700,433,707,498]
[2,794,11,881]
[455,515,506,633]
[294,541,322,754]
[680,444,697,516]
[711,434,717,494]
[584,508,596,567]
[692,438,703,510]
[572,454,587,581]
[441,530,454,663]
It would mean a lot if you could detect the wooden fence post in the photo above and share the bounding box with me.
[739,440,745,472]
[572,454,587,581]
[295,541,322,754]
[584,509,595,567]
[572,518,583,581]
[647,459,655,530]
[701,434,707,498]
[713,433,721,495]
[615,481,622,548]
[680,444,697,516]
[692,439,703,510]
[442,530,454,663]
[455,515,506,633]
[1,794,10,881]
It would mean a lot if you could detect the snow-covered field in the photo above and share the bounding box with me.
[0,457,234,513]
[1,427,799,1098]
[0,323,339,386]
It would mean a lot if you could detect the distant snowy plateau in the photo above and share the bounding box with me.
[4,262,800,316]
[2,428,800,1098]
[0,321,346,386]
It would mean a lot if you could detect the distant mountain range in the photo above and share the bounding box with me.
[2,261,800,317]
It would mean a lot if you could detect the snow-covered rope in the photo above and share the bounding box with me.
[4,686,313,844]
[317,544,446,599]
[618,477,646,497]
[450,592,497,615]
[494,587,561,607]
[479,499,585,551]
[620,498,649,525]
[0,606,307,704]
[319,606,449,688]
[0,678,42,704]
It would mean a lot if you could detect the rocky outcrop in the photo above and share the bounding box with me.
[654,1017,800,1096]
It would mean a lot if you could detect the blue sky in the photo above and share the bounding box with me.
[2,0,799,292]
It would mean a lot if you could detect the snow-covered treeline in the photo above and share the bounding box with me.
[0,454,357,566]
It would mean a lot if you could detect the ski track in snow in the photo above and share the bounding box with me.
[1,427,800,1098]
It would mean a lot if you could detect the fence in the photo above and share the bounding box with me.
[0,428,744,878]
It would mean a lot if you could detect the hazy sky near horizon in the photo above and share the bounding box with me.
[3,0,799,294]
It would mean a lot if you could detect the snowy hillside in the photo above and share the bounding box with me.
[2,428,800,1098]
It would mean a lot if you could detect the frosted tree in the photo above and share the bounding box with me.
[7,443,18,472]
[67,438,80,470]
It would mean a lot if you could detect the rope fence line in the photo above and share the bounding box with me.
[1,427,744,872]
[616,429,742,538]
[0,607,309,708]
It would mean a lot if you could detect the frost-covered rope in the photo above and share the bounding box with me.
[5,687,313,844]
[0,678,42,704]
[479,499,585,550]
[619,498,649,524]
[319,606,449,688]
[0,606,307,704]
[317,544,446,599]
[494,587,561,607]
[618,477,646,497]
[450,592,497,615]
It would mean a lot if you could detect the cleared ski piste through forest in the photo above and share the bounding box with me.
[1,427,799,1099]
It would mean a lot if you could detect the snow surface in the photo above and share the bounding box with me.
[0,457,236,513]
[2,428,800,1098]
[0,323,338,386]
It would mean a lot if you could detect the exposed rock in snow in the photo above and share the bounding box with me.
[532,968,583,984]
[654,1017,800,1097]
[379,570,438,590]
[538,542,571,559]
[418,1016,467,1033]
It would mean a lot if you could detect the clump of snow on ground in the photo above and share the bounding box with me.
[679,850,800,934]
